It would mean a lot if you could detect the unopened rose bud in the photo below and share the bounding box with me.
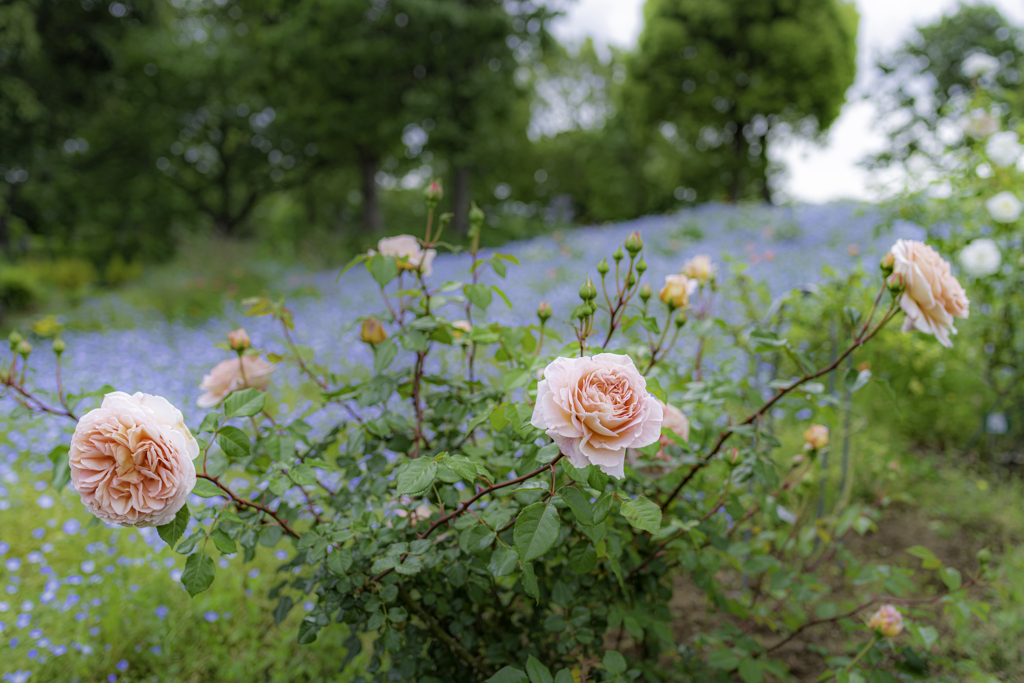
[16,340,31,358]
[612,247,625,263]
[887,274,904,294]
[675,309,688,328]
[639,284,652,303]
[880,252,896,276]
[469,202,484,229]
[52,338,66,356]
[8,331,22,351]
[977,548,991,565]
[803,424,829,450]
[597,259,610,276]
[626,271,637,288]
[730,448,739,464]
[868,605,903,638]
[579,278,597,301]
[624,231,643,257]
[227,328,251,352]
[636,258,647,275]
[792,453,805,465]
[361,316,387,345]
[537,302,552,322]
[424,179,443,207]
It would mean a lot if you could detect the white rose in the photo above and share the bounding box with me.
[197,356,275,408]
[373,235,437,276]
[987,191,1023,223]
[961,52,1000,80]
[530,353,663,479]
[985,131,1022,168]
[960,238,1001,277]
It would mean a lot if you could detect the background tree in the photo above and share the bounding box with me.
[625,0,859,202]
[868,3,1024,174]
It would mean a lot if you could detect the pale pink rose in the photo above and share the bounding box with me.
[659,400,690,451]
[374,235,437,276]
[659,274,698,309]
[889,239,970,348]
[197,356,275,408]
[869,605,903,637]
[531,353,663,479]
[803,424,829,450]
[682,255,714,284]
[226,328,250,351]
[69,392,198,527]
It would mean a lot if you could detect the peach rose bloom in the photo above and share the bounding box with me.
[226,328,250,351]
[889,239,969,348]
[803,424,829,450]
[197,355,275,408]
[682,255,714,284]
[659,399,690,448]
[451,319,472,338]
[531,353,663,479]
[69,392,198,527]
[374,235,437,276]
[869,605,903,637]
[659,274,698,309]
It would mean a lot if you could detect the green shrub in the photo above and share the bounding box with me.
[0,264,43,311]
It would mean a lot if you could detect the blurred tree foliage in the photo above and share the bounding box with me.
[625,0,859,202]
[0,0,863,272]
[869,3,1024,173]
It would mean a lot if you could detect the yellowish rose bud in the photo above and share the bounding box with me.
[660,274,695,309]
[16,340,31,358]
[868,605,903,637]
[880,252,896,276]
[803,424,829,450]
[361,317,387,345]
[227,328,251,352]
[640,284,652,302]
[682,255,714,284]
[451,319,472,338]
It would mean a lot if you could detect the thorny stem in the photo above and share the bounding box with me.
[196,473,300,539]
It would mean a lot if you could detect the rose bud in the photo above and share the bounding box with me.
[52,338,66,356]
[424,179,443,207]
[660,274,697,309]
[450,319,472,338]
[612,247,625,263]
[469,202,484,229]
[15,340,31,358]
[868,605,903,638]
[361,316,388,345]
[624,231,643,257]
[597,259,610,276]
[537,302,553,322]
[227,328,251,352]
[880,252,896,276]
[8,330,22,351]
[803,424,829,450]
[639,284,652,303]
[683,255,714,284]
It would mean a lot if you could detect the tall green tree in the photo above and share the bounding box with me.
[626,0,858,202]
[868,3,1024,173]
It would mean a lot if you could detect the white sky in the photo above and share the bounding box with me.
[550,0,1024,203]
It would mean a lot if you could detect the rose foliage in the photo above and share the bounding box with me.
[0,192,997,681]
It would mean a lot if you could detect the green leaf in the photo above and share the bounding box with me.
[369,254,398,287]
[465,283,493,309]
[915,624,939,650]
[939,566,962,590]
[374,340,399,371]
[47,444,70,491]
[603,650,627,675]
[844,367,872,394]
[559,487,595,526]
[297,618,319,644]
[521,562,539,599]
[487,667,529,683]
[327,549,353,575]
[560,459,590,485]
[514,502,560,562]
[526,656,553,683]
[396,458,438,496]
[749,328,788,352]
[535,443,560,464]
[620,496,662,535]
[488,546,520,578]
[707,650,739,671]
[181,552,216,597]
[217,426,250,460]
[191,478,224,498]
[906,545,943,570]
[738,659,763,683]
[210,528,236,554]
[554,671,574,683]
[592,491,614,524]
[223,388,266,418]
[444,453,481,483]
[568,541,597,574]
[157,505,190,548]
[198,413,220,433]
[491,285,513,309]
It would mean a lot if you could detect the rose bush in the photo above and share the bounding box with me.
[0,186,995,681]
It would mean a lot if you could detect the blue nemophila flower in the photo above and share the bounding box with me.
[62,520,81,535]
[35,495,54,510]
[116,660,128,672]
[155,605,168,620]
[204,611,219,622]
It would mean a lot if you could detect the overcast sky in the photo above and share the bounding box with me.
[550,0,1024,203]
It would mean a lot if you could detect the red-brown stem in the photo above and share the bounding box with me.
[197,473,300,539]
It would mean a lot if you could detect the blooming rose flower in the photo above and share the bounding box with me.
[361,316,387,345]
[987,191,1023,223]
[889,239,969,348]
[69,392,198,527]
[961,52,1000,80]
[373,235,437,276]
[869,605,903,637]
[682,255,714,284]
[659,274,698,309]
[985,131,1022,168]
[226,328,250,351]
[803,424,829,450]
[531,353,663,479]
[960,238,1001,277]
[959,109,1000,138]
[660,400,690,446]
[197,356,275,408]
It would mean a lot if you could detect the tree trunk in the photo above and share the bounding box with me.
[729,124,744,203]
[452,166,471,236]
[358,149,383,233]
[760,139,773,204]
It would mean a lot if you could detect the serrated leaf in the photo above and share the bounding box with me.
[297,618,319,644]
[157,505,190,548]
[568,541,597,574]
[738,658,763,683]
[488,546,520,578]
[181,552,216,597]
[553,672,573,683]
[224,388,266,418]
[327,549,353,575]
[396,458,437,496]
[559,487,595,526]
[210,528,237,554]
[191,478,224,498]
[526,655,553,683]
[488,667,528,683]
[369,254,398,287]
[603,650,627,675]
[217,426,250,460]
[374,340,398,371]
[521,562,539,599]
[444,453,480,483]
[198,413,220,433]
[620,496,662,535]
[514,502,560,562]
